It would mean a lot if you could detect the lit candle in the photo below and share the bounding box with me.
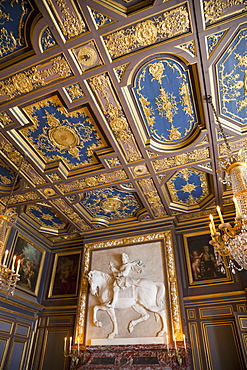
[233,197,241,218]
[11,255,16,271]
[183,334,187,352]
[209,222,214,236]
[69,336,72,353]
[16,259,20,275]
[216,206,224,224]
[209,214,216,233]
[77,336,79,353]
[64,337,67,353]
[173,334,177,351]
[3,250,8,266]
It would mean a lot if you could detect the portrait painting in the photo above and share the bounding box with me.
[183,232,232,286]
[13,235,44,294]
[49,252,80,298]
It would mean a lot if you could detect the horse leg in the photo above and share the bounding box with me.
[128,304,149,333]
[106,307,118,339]
[149,307,167,337]
[93,305,118,339]
[93,305,102,327]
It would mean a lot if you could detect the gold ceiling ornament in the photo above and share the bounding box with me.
[77,46,97,66]
[148,62,165,84]
[100,198,123,212]
[207,96,247,272]
[0,156,24,298]
[135,20,157,46]
[43,188,56,197]
[48,125,80,158]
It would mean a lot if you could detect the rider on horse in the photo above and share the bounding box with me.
[107,253,146,307]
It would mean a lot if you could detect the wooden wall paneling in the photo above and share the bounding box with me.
[202,321,244,370]
[0,312,35,370]
[31,313,75,370]
[42,329,69,370]
[188,322,202,370]
[0,337,10,367]
[7,339,27,370]
[234,312,247,369]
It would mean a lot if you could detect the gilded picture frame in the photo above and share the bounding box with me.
[48,251,81,298]
[183,231,233,286]
[13,234,45,295]
[76,231,184,346]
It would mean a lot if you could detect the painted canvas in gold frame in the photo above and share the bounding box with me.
[48,251,81,298]
[75,231,184,346]
[183,231,233,286]
[12,234,45,295]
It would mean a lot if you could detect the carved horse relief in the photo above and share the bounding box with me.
[87,269,167,339]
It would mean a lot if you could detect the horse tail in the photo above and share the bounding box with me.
[155,282,165,308]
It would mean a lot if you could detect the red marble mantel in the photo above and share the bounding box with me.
[69,343,191,369]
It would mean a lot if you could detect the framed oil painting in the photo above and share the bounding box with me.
[13,234,45,295]
[183,231,233,286]
[48,251,81,298]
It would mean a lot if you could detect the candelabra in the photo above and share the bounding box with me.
[0,156,24,297]
[166,333,187,365]
[64,336,80,365]
[207,96,247,272]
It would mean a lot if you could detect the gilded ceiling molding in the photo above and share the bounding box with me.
[218,138,247,157]
[131,164,149,177]
[40,27,57,52]
[0,161,14,192]
[102,3,191,59]
[206,30,228,58]
[91,0,156,16]
[166,168,209,206]
[21,162,47,186]
[216,27,247,125]
[0,55,73,102]
[203,0,247,27]
[196,135,209,145]
[0,0,33,58]
[26,204,67,230]
[0,135,47,186]
[46,173,63,182]
[80,187,143,223]
[43,0,88,42]
[70,40,103,73]
[177,209,212,221]
[0,112,14,128]
[0,191,41,206]
[56,169,128,194]
[133,57,197,149]
[175,40,196,57]
[138,178,167,218]
[18,95,107,170]
[63,83,85,102]
[52,198,92,231]
[105,157,121,168]
[76,231,184,343]
[88,73,142,162]
[88,8,116,29]
[152,147,210,172]
[113,63,130,82]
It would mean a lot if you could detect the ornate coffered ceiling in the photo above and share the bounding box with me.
[0,0,246,246]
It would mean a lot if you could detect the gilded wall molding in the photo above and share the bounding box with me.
[76,231,183,344]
